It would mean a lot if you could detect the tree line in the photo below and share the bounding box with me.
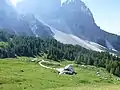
[0,31,120,77]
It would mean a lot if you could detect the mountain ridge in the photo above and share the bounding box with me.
[0,0,53,38]
[0,0,120,52]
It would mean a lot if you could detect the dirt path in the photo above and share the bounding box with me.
[38,60,75,74]
[38,60,56,70]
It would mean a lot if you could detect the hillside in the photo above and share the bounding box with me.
[0,0,119,52]
[0,1,120,90]
[0,0,53,38]
[17,0,120,52]
[0,31,120,77]
[0,57,120,90]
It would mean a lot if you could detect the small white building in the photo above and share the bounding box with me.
[56,65,76,75]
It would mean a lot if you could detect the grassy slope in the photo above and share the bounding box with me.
[0,42,8,48]
[0,57,120,90]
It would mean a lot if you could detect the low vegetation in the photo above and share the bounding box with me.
[0,42,8,48]
[0,31,120,77]
[0,57,120,90]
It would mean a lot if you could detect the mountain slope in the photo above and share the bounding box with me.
[1,58,120,90]
[52,28,105,52]
[0,0,119,52]
[35,16,106,52]
[0,0,53,38]
[52,0,119,51]
[16,0,120,52]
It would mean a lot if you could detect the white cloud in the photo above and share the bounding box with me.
[10,0,23,6]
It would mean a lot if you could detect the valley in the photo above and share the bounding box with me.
[0,57,120,90]
[0,0,120,90]
[0,0,120,52]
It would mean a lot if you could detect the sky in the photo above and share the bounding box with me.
[10,0,22,6]
[11,0,120,35]
[81,0,120,35]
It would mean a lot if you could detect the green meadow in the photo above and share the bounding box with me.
[0,57,120,90]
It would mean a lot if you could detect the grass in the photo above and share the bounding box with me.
[0,42,8,48]
[0,57,120,90]
[47,85,120,90]
[41,61,61,68]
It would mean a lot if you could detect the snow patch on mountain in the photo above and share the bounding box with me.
[35,15,106,52]
[52,28,105,52]
[12,28,19,35]
[29,20,39,37]
[106,40,117,52]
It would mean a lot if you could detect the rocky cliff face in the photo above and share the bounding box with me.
[56,0,120,51]
[0,0,53,38]
[0,0,120,52]
[17,0,61,16]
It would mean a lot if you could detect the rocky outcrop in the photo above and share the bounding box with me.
[0,0,53,38]
[0,0,119,52]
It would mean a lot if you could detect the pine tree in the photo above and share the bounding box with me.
[115,67,120,77]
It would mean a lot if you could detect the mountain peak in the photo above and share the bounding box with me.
[0,0,120,52]
[17,0,61,15]
[62,0,92,16]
